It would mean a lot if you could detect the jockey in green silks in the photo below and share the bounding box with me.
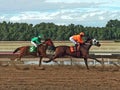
[31,35,42,47]
[30,34,43,55]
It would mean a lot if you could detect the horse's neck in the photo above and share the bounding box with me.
[82,43,92,51]
[39,44,47,50]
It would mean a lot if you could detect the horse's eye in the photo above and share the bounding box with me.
[97,41,99,44]
[95,40,98,42]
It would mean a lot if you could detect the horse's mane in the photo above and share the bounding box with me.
[84,37,92,43]
[44,38,51,41]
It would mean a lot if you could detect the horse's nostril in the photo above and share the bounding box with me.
[98,44,101,47]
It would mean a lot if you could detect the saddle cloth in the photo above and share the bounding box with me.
[29,46,37,52]
[70,46,74,52]
[70,46,80,52]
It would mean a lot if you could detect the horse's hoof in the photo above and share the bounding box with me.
[43,61,47,63]
[43,60,49,63]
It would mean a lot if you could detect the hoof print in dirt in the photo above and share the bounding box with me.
[34,66,45,70]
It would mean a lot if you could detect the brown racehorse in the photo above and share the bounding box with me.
[11,39,54,66]
[44,38,102,69]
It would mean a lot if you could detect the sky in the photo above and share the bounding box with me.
[0,0,120,27]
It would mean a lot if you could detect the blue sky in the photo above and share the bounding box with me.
[0,0,120,27]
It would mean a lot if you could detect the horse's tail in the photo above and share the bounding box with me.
[13,47,21,53]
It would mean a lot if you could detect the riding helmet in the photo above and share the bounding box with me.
[79,32,85,36]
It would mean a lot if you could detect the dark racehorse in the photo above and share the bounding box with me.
[11,39,54,66]
[44,38,102,69]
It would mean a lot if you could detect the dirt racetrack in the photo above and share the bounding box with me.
[0,64,120,90]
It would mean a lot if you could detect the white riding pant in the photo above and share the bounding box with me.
[69,37,77,45]
[31,41,37,47]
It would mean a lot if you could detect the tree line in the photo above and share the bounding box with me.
[0,19,120,41]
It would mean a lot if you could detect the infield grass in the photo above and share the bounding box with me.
[0,41,120,52]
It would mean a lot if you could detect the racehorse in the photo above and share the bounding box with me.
[11,39,54,67]
[44,38,102,69]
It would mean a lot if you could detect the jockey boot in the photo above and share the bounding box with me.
[36,46,39,56]
[75,44,78,52]
[75,44,81,57]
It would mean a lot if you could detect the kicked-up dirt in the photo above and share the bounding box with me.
[0,64,120,90]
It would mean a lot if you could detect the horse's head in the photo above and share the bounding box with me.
[43,39,54,47]
[37,39,55,56]
[85,38,101,47]
[92,38,101,47]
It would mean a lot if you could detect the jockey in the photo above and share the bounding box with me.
[31,34,43,56]
[69,32,85,51]
[31,34,42,47]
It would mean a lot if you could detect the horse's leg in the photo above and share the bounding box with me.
[89,56,104,68]
[89,56,103,64]
[10,54,21,61]
[17,55,22,61]
[10,56,17,61]
[15,53,24,63]
[83,58,89,70]
[10,54,22,69]
[12,53,25,65]
[43,55,53,63]
[43,54,59,64]
[43,48,63,64]
[11,49,24,61]
[39,57,43,66]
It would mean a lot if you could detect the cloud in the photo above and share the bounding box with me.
[0,0,120,27]
[0,8,120,27]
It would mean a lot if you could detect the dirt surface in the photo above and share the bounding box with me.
[0,64,120,90]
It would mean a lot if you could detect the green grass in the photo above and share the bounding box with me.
[114,40,120,42]
[0,41,120,52]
